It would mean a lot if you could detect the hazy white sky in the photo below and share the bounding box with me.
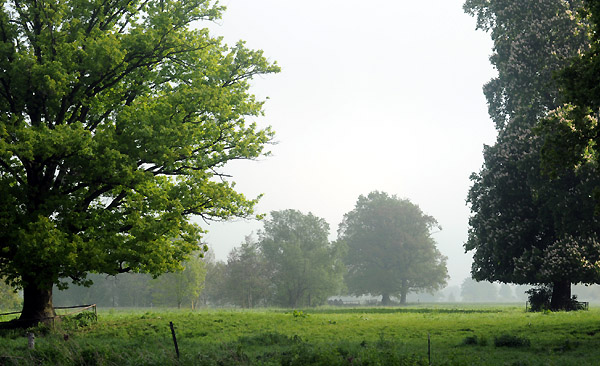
[199,0,498,287]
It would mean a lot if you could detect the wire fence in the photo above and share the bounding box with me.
[0,304,97,326]
[525,301,589,312]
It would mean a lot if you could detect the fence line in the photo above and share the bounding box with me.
[0,304,97,324]
[0,310,22,317]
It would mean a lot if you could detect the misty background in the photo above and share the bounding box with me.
[200,0,497,287]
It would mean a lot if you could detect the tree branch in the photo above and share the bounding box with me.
[0,158,25,186]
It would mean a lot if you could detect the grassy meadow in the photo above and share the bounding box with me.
[1,304,600,365]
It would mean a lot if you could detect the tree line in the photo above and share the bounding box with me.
[29,191,448,309]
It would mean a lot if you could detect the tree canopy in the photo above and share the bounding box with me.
[465,0,600,309]
[222,236,271,308]
[150,254,206,309]
[0,0,279,325]
[259,210,345,308]
[338,191,448,305]
[538,0,600,201]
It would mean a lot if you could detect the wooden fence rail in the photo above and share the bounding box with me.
[0,304,97,326]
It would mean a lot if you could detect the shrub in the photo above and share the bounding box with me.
[527,286,588,312]
[494,334,531,348]
[292,310,308,318]
[462,335,478,345]
[63,311,97,329]
[462,335,488,346]
[526,286,552,312]
[565,295,587,311]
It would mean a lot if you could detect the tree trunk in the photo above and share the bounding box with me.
[400,280,408,304]
[550,280,571,311]
[19,282,56,327]
[381,293,391,305]
[400,291,407,304]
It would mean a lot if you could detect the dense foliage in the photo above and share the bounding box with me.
[259,210,345,307]
[465,0,600,309]
[539,0,600,202]
[53,255,207,309]
[0,279,21,310]
[339,191,448,304]
[53,210,347,309]
[221,236,271,308]
[0,0,279,324]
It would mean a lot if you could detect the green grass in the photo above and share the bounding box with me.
[2,304,600,365]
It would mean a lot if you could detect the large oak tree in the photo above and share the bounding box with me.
[0,0,278,326]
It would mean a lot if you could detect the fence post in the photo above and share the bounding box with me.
[428,333,431,365]
[27,333,35,349]
[170,321,180,359]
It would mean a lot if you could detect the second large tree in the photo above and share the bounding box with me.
[339,192,448,305]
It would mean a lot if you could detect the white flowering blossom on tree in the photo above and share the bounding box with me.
[465,0,600,310]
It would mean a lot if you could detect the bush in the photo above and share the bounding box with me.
[565,294,587,311]
[494,334,531,348]
[462,335,488,346]
[462,335,478,345]
[526,286,552,312]
[527,286,588,312]
[63,311,97,330]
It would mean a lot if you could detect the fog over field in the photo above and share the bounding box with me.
[200,0,498,286]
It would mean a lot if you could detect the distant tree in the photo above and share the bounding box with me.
[465,0,600,310]
[339,191,448,305]
[260,210,345,307]
[222,236,271,308]
[513,285,532,302]
[198,252,227,306]
[151,253,207,309]
[572,284,600,301]
[440,285,461,303]
[461,278,499,303]
[0,280,21,310]
[498,284,515,302]
[411,291,441,303]
[54,273,153,307]
[0,0,279,326]
[447,292,457,303]
[54,274,113,307]
[113,273,152,307]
